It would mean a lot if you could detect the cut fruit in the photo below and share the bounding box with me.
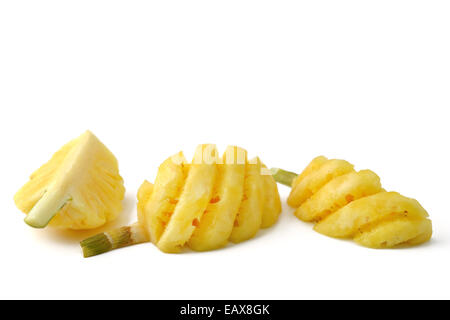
[260,164,282,228]
[14,131,125,230]
[137,180,154,229]
[272,156,432,249]
[295,170,382,222]
[287,159,354,208]
[143,151,188,244]
[354,218,432,248]
[314,192,429,238]
[188,146,246,251]
[157,144,218,253]
[229,157,264,243]
[81,144,282,256]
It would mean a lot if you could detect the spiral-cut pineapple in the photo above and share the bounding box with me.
[14,131,125,229]
[272,157,432,248]
[81,144,281,256]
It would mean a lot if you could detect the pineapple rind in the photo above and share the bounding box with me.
[354,217,432,248]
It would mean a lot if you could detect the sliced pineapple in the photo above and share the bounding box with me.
[260,164,282,228]
[141,144,281,253]
[295,170,382,222]
[143,151,188,244]
[314,192,429,238]
[287,159,354,207]
[273,157,432,249]
[137,180,154,227]
[14,131,125,230]
[188,146,246,251]
[229,157,264,243]
[354,217,432,248]
[157,145,218,253]
[81,144,282,256]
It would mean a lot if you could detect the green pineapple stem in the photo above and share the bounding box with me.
[270,168,298,187]
[80,222,149,258]
[24,190,71,228]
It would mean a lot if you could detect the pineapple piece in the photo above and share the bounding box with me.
[295,170,382,222]
[144,152,188,244]
[81,144,282,256]
[287,159,354,208]
[314,192,429,237]
[137,180,154,227]
[354,218,432,248]
[273,156,432,249]
[157,144,218,253]
[14,131,125,230]
[188,146,246,251]
[229,157,264,243]
[291,156,328,188]
[260,164,282,228]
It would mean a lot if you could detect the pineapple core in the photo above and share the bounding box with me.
[14,131,125,230]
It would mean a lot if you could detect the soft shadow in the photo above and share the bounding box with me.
[30,194,137,245]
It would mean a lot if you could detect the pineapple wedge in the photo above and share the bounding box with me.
[287,159,354,208]
[295,170,383,222]
[229,157,264,243]
[314,192,429,238]
[143,152,188,244]
[260,164,282,228]
[157,145,218,253]
[188,146,246,251]
[14,131,125,229]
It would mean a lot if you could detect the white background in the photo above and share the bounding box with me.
[1,1,449,300]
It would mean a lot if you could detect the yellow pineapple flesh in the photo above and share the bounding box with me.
[14,131,125,230]
[140,144,282,253]
[274,157,432,249]
[81,144,282,256]
[188,146,246,251]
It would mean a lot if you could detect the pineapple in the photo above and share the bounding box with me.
[80,144,282,256]
[287,159,354,208]
[295,170,383,222]
[142,151,188,244]
[14,131,125,230]
[229,157,264,243]
[260,164,282,228]
[188,146,246,251]
[156,145,218,253]
[272,157,432,249]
